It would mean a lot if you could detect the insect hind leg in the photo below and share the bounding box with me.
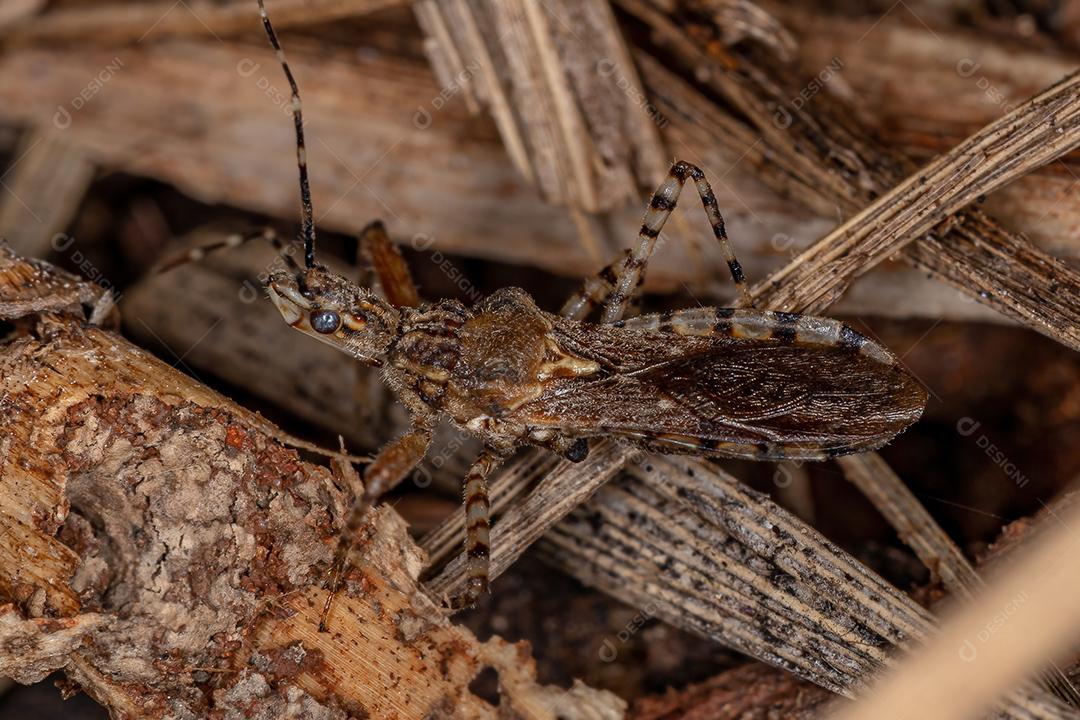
[600,160,754,324]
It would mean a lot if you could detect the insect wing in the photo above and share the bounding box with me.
[514,325,927,460]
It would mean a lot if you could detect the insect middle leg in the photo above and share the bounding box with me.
[601,160,754,323]
[357,220,421,309]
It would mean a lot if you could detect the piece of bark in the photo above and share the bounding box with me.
[0,0,410,47]
[0,132,96,259]
[629,662,830,720]
[0,244,108,322]
[0,293,624,718]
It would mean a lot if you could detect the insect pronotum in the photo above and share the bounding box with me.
[167,0,927,621]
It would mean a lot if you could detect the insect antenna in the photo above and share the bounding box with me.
[156,228,303,277]
[257,0,316,270]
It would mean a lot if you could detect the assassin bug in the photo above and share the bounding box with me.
[165,0,926,618]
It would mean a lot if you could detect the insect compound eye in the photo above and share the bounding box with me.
[309,309,341,334]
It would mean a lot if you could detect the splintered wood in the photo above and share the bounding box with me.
[414,0,667,213]
[0,255,623,719]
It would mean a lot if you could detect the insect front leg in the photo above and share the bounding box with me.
[449,447,505,610]
[357,220,421,309]
[601,160,754,323]
[319,421,433,630]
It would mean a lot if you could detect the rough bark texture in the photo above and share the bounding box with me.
[0,253,623,719]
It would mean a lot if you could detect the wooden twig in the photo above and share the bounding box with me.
[0,132,95,258]
[414,0,667,212]
[0,0,409,47]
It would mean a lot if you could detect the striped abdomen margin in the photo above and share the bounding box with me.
[617,307,897,366]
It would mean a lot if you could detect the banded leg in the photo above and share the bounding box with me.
[319,424,433,630]
[358,220,421,309]
[601,160,753,324]
[561,249,633,320]
[449,447,504,610]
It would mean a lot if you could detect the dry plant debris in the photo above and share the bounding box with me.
[0,1,1079,719]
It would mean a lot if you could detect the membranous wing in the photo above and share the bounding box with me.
[510,309,927,461]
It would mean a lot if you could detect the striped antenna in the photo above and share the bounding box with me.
[256,0,316,269]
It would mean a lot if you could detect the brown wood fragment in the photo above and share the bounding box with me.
[0,0,410,47]
[415,0,667,212]
[629,662,830,720]
[0,258,623,718]
[0,244,107,322]
[0,132,95,259]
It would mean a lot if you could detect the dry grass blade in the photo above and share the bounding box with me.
[832,485,1080,720]
[744,70,1080,315]
[837,454,1080,707]
[624,14,1080,349]
[414,0,667,214]
[425,441,631,600]
[0,0,409,47]
[838,454,984,601]
[536,457,1074,718]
